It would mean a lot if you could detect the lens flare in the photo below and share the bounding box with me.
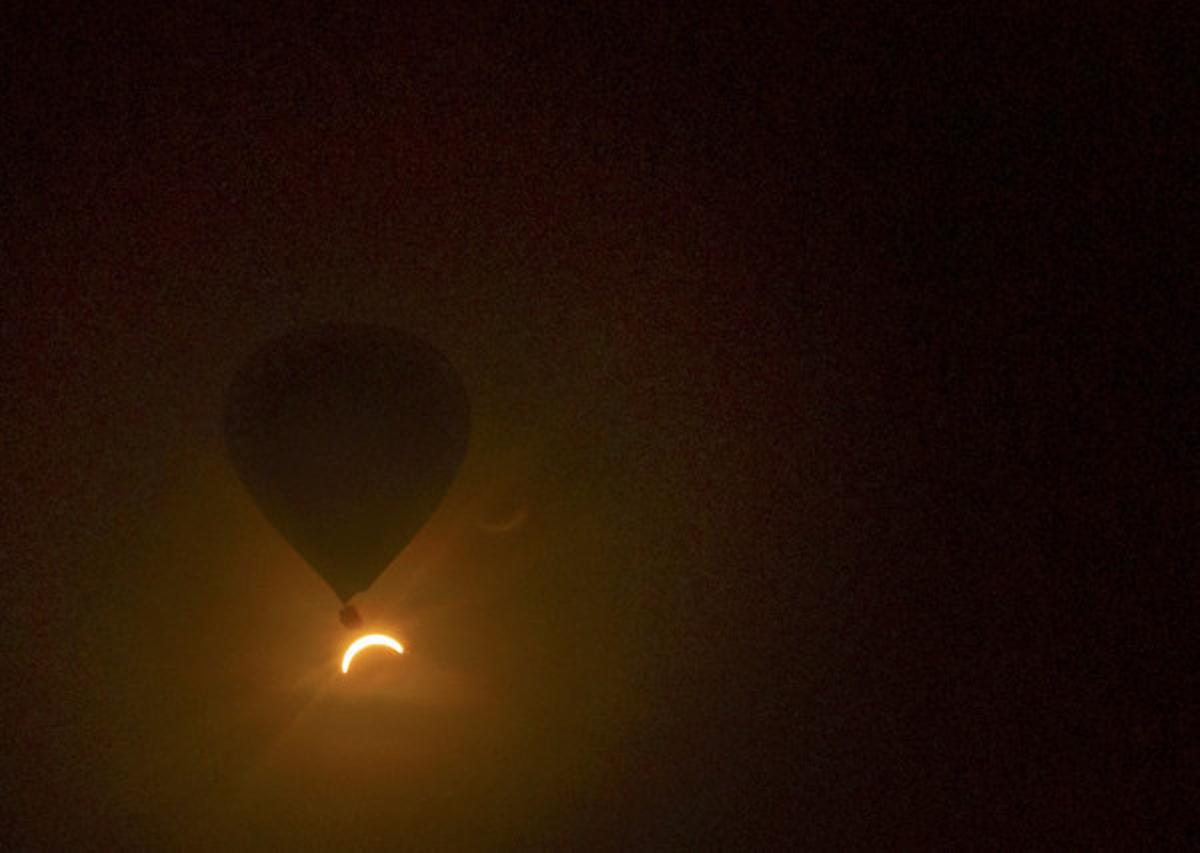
[341,633,405,674]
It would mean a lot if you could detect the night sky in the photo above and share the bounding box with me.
[1,5,1189,849]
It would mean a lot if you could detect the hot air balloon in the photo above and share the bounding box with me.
[223,324,470,627]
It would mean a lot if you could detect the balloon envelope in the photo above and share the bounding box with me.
[224,324,469,602]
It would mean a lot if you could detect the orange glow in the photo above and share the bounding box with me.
[341,633,405,674]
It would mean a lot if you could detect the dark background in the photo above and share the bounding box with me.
[1,4,1189,849]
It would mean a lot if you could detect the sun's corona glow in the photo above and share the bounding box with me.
[341,633,405,673]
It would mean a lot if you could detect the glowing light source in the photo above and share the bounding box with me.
[341,633,405,673]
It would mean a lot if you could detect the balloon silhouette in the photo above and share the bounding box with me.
[224,324,470,605]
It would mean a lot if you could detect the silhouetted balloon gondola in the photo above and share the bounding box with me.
[224,324,469,626]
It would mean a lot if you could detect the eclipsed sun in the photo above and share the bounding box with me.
[341,633,406,674]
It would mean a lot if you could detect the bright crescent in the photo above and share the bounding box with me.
[341,633,405,674]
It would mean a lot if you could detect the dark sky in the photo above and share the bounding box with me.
[1,4,1189,849]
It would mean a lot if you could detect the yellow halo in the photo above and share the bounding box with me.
[341,633,405,674]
